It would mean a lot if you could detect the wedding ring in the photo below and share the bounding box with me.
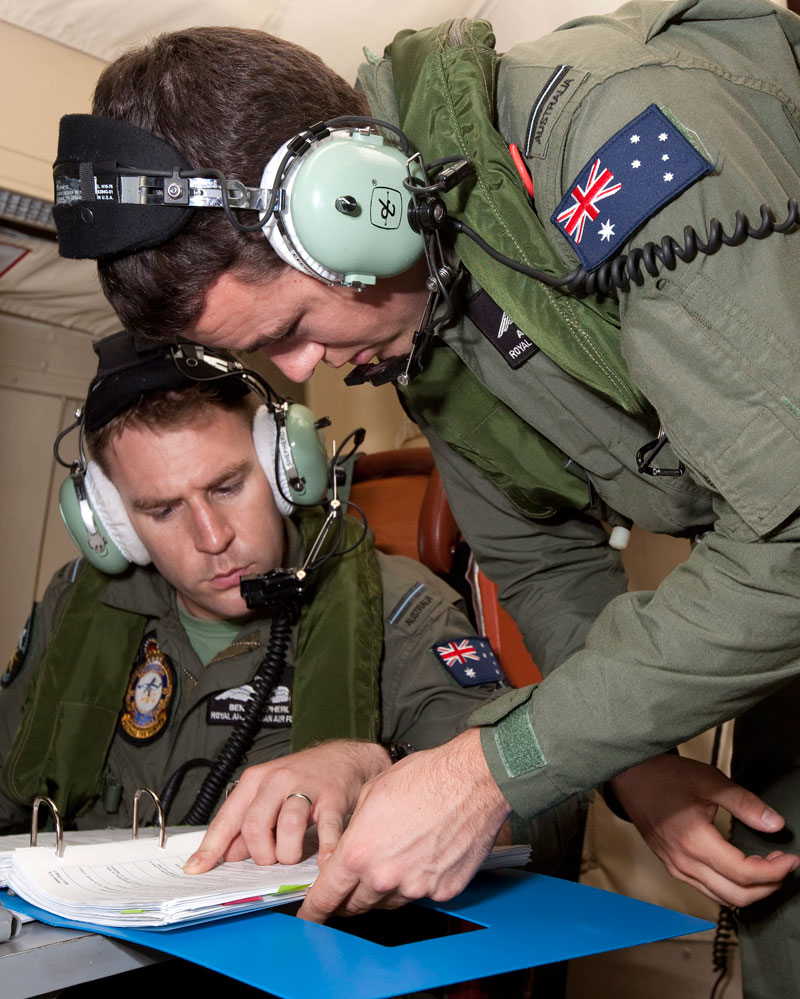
[285,792,313,808]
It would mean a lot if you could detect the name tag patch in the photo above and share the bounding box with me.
[466,290,539,369]
[432,636,506,686]
[207,664,294,727]
[551,104,713,272]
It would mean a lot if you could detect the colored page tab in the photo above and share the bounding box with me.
[551,104,712,271]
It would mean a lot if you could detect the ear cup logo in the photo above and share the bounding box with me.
[370,187,402,229]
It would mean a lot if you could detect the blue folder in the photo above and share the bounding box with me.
[2,871,711,998]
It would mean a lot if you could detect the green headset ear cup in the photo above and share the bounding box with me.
[58,474,131,574]
[283,404,329,506]
[262,131,424,286]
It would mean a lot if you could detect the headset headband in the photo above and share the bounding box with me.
[53,115,201,259]
[52,113,424,286]
[84,331,249,432]
[53,114,282,260]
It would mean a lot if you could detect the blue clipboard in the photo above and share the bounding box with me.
[2,871,711,998]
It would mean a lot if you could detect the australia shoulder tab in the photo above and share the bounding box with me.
[388,582,442,635]
[525,64,587,159]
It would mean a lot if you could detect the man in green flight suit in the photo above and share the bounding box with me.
[0,331,541,875]
[50,2,800,995]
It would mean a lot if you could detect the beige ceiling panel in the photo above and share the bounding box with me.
[0,0,283,61]
[0,21,105,198]
[0,231,118,334]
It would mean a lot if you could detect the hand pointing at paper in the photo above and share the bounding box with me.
[297,729,511,922]
[184,740,392,874]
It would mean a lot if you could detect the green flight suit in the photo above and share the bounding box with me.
[0,523,502,830]
[361,3,800,995]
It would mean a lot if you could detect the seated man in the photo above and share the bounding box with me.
[0,331,578,871]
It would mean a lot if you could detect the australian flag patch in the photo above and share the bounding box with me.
[551,104,713,272]
[432,636,506,687]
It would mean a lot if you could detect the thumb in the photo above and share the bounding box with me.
[714,781,785,834]
[183,848,223,874]
[316,810,345,867]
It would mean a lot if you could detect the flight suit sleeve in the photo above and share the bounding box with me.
[474,48,800,819]
[420,417,629,678]
[0,562,80,832]
[376,552,507,750]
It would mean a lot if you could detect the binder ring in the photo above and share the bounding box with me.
[132,787,167,849]
[30,796,65,858]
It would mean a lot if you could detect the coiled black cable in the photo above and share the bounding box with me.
[181,604,296,825]
[710,904,739,999]
[447,198,800,296]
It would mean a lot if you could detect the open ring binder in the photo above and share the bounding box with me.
[30,788,167,859]
[132,788,167,849]
[30,797,64,858]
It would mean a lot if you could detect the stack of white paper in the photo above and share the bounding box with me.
[4,827,530,930]
[7,830,318,927]
[0,826,200,889]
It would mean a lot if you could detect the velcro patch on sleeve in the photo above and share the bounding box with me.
[551,104,713,272]
[493,699,546,778]
[432,636,507,686]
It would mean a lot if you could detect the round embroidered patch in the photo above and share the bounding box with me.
[119,637,175,742]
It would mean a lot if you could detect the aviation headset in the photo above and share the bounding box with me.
[53,114,426,287]
[55,330,330,575]
[53,112,800,374]
[51,106,800,499]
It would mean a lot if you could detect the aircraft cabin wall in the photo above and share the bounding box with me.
[1,9,782,995]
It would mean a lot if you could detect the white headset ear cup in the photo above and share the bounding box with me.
[84,461,151,566]
[252,406,295,516]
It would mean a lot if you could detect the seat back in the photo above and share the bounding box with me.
[350,450,540,687]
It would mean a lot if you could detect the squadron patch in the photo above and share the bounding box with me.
[2,605,36,688]
[551,104,713,272]
[118,633,176,743]
[432,636,507,687]
[207,664,294,727]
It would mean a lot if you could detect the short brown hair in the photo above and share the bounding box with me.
[93,27,367,340]
[87,385,258,475]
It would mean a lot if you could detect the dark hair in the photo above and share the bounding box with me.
[86,385,258,475]
[93,27,367,340]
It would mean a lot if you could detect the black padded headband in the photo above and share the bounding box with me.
[53,114,195,259]
[84,330,248,432]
